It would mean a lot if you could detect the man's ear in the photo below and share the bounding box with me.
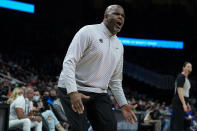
[104,14,108,19]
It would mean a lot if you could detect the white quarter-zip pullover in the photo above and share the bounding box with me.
[58,22,127,106]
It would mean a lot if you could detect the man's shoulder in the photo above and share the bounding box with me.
[80,24,100,32]
[75,24,100,39]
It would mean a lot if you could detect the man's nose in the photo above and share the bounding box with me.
[118,15,123,20]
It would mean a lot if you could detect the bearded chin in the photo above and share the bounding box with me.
[114,27,121,33]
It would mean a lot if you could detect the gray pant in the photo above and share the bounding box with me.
[9,118,42,131]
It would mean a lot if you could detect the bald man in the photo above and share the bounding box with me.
[58,5,137,131]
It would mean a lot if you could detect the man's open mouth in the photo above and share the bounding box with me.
[116,21,122,28]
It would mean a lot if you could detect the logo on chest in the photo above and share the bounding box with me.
[99,38,103,43]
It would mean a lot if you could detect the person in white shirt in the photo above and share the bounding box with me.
[9,87,42,131]
[58,4,137,131]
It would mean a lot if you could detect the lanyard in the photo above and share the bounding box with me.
[25,99,30,115]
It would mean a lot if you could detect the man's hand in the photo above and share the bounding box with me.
[29,107,38,115]
[35,116,42,122]
[69,92,90,114]
[121,104,137,125]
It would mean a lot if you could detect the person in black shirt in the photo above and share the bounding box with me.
[170,62,192,131]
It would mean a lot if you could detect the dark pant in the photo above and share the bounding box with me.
[170,96,185,131]
[58,87,117,131]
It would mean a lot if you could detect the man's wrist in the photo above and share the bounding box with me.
[68,91,78,97]
[120,104,128,109]
[67,88,78,95]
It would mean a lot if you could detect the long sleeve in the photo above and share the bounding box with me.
[58,26,90,94]
[109,54,128,107]
[58,23,125,94]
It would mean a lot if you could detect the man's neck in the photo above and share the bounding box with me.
[103,21,116,36]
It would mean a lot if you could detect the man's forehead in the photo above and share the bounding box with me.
[34,91,39,94]
[27,88,34,92]
[105,5,124,14]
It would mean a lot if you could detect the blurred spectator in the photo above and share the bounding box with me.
[49,89,70,130]
[7,87,24,104]
[184,110,194,131]
[190,111,197,131]
[0,82,9,103]
[162,106,172,131]
[43,90,50,97]
[33,89,66,131]
[144,105,162,131]
[9,87,42,131]
[49,89,58,101]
